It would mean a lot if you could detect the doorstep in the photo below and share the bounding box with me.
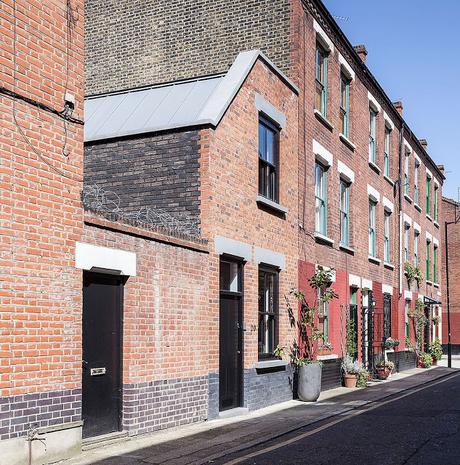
[82,431,129,451]
[218,407,249,419]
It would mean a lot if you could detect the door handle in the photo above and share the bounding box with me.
[82,360,88,369]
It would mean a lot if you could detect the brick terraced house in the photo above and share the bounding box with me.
[442,197,460,354]
[0,0,449,461]
[83,0,446,440]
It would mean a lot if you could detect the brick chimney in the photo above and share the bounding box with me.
[354,44,368,63]
[393,101,403,116]
[437,165,445,175]
[419,139,428,150]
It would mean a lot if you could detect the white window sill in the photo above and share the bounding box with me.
[368,160,381,174]
[414,203,422,212]
[384,175,394,186]
[426,280,433,286]
[384,262,395,270]
[339,243,355,254]
[314,109,334,131]
[339,133,356,151]
[317,354,338,361]
[368,255,381,265]
[426,214,433,222]
[256,195,289,214]
[433,283,440,288]
[434,221,440,228]
[404,194,413,204]
[255,359,288,370]
[314,232,334,246]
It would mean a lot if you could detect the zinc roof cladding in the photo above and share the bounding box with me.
[84,75,224,142]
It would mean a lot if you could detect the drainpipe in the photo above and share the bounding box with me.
[445,219,453,368]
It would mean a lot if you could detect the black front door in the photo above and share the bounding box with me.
[82,272,123,438]
[219,259,243,411]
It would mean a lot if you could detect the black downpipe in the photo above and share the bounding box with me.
[398,123,405,296]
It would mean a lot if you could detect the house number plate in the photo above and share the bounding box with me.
[90,367,106,376]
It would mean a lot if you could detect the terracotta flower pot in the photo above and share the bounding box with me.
[432,356,438,366]
[343,373,358,388]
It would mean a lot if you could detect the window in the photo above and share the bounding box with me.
[426,176,432,215]
[414,160,420,205]
[258,117,279,202]
[405,300,410,337]
[258,267,279,359]
[340,74,350,137]
[315,162,327,235]
[340,178,350,246]
[414,231,419,267]
[404,148,410,196]
[384,210,391,263]
[318,288,329,342]
[220,260,241,292]
[315,44,328,117]
[433,245,438,283]
[434,184,438,221]
[384,126,391,177]
[368,199,377,257]
[426,240,431,281]
[369,108,377,163]
[404,225,410,262]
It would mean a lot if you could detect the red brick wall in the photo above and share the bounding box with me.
[199,58,299,371]
[0,0,84,397]
[81,215,211,385]
[442,198,460,346]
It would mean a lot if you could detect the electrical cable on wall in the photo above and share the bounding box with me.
[10,0,83,182]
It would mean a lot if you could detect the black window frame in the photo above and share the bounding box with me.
[258,265,279,360]
[258,115,280,203]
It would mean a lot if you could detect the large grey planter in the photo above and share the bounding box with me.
[298,362,322,402]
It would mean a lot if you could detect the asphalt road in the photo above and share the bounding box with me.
[217,372,460,465]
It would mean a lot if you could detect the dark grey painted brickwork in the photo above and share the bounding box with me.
[321,358,342,391]
[85,0,291,95]
[0,389,81,440]
[123,376,208,435]
[84,131,201,229]
[208,372,219,420]
[243,367,293,411]
[388,351,417,372]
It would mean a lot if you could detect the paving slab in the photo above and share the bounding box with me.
[62,366,458,465]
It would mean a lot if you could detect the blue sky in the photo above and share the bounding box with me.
[323,0,460,201]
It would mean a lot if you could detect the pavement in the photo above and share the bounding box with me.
[62,364,459,465]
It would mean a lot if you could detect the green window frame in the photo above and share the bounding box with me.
[404,225,410,262]
[414,160,420,205]
[339,178,350,246]
[318,288,329,343]
[315,44,328,117]
[426,240,431,281]
[384,209,391,263]
[384,126,391,177]
[368,199,377,257]
[426,176,432,215]
[340,74,350,137]
[434,184,438,221]
[369,108,377,163]
[315,162,327,235]
[433,246,438,283]
[404,148,410,196]
[414,232,419,268]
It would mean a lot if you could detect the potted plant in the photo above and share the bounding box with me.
[417,351,433,368]
[317,341,333,356]
[429,338,443,365]
[404,262,423,288]
[341,354,363,388]
[357,368,369,388]
[285,268,338,402]
[375,360,394,380]
[384,337,400,350]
